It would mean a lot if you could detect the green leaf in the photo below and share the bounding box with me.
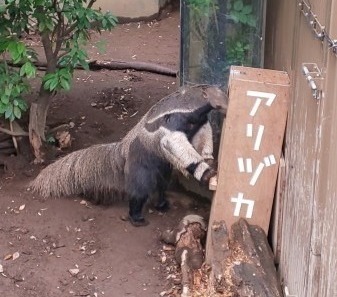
[20,62,36,78]
[49,78,59,91]
[247,14,256,27]
[60,78,70,90]
[16,42,25,54]
[5,84,12,96]
[13,106,22,119]
[242,5,253,15]
[46,135,56,143]
[4,104,13,119]
[0,103,6,114]
[234,0,244,11]
[1,94,9,104]
[16,98,28,111]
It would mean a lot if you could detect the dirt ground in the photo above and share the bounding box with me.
[0,8,213,297]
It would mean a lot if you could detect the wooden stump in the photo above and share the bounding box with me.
[208,219,283,296]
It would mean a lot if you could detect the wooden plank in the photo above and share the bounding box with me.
[207,66,290,240]
[270,156,285,264]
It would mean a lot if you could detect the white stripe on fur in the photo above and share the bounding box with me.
[194,162,210,181]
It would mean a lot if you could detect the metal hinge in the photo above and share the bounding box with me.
[299,0,337,56]
[302,63,323,100]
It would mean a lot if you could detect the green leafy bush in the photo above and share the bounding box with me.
[0,38,36,121]
[0,0,117,159]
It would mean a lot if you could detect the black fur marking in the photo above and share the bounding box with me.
[186,162,201,175]
[144,103,213,141]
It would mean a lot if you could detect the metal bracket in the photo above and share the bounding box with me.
[301,63,323,100]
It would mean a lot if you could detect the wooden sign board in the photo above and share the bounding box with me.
[208,66,290,234]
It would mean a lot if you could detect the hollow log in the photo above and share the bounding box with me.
[207,219,283,296]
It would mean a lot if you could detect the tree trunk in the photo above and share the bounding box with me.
[28,87,53,163]
[28,33,56,163]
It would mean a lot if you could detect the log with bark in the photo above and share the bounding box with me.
[7,59,177,77]
[160,214,207,297]
[207,219,283,296]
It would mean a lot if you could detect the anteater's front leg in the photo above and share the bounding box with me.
[160,131,216,185]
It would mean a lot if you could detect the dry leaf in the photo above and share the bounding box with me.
[4,254,12,260]
[56,131,72,149]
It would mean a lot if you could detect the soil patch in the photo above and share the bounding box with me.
[0,9,213,297]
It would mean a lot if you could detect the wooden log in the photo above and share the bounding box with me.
[161,215,207,297]
[207,219,283,296]
[6,59,177,77]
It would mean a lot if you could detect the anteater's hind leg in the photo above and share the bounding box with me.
[126,162,158,227]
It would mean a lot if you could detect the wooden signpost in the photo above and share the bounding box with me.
[205,66,290,296]
[208,66,290,234]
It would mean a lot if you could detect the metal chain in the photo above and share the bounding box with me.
[299,0,337,56]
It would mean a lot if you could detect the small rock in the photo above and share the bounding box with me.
[89,275,96,281]
[68,268,80,276]
[0,264,3,273]
[19,204,25,211]
[80,200,88,206]
[12,252,20,261]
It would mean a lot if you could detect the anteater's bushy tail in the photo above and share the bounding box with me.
[31,143,125,204]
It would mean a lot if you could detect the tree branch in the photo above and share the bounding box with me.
[0,126,29,137]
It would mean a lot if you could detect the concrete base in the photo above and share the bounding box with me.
[95,0,174,22]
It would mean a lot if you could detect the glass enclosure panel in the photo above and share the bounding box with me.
[180,0,266,87]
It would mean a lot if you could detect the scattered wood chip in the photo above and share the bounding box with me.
[0,264,3,273]
[161,253,167,264]
[19,204,25,211]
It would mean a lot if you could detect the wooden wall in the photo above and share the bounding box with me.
[265,0,337,296]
